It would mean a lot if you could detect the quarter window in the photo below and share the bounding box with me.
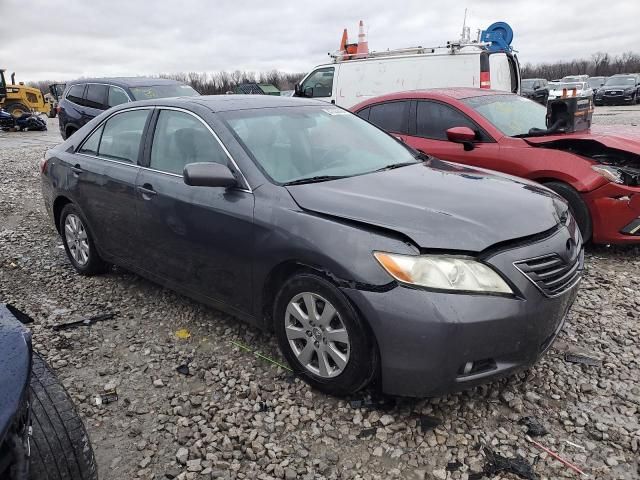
[98,110,149,163]
[107,86,129,108]
[66,84,85,105]
[368,101,410,134]
[84,84,108,109]
[78,125,103,155]
[355,107,370,121]
[300,68,334,98]
[416,101,483,141]
[150,110,228,175]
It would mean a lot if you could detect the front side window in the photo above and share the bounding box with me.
[150,110,228,175]
[84,84,108,109]
[416,101,482,140]
[108,86,129,107]
[299,68,334,98]
[223,106,419,184]
[97,109,149,163]
[463,94,546,137]
[66,84,85,105]
[368,101,410,134]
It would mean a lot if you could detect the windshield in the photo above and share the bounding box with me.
[521,80,536,89]
[130,84,199,100]
[552,82,587,90]
[222,106,419,184]
[588,77,605,87]
[604,76,636,86]
[463,94,547,137]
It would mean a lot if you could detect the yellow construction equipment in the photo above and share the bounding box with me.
[0,69,51,117]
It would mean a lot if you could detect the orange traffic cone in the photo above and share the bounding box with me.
[356,20,369,57]
[339,28,348,53]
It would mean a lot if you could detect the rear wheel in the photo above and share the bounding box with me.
[274,273,378,396]
[543,181,592,242]
[59,204,109,275]
[29,352,98,480]
[4,102,31,118]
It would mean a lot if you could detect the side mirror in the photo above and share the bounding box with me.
[533,85,540,90]
[446,126,477,151]
[183,162,237,188]
[294,83,301,96]
[303,86,314,98]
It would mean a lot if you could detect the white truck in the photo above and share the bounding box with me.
[294,43,521,109]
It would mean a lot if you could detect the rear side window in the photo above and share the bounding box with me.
[84,84,108,109]
[150,110,228,175]
[416,101,484,141]
[96,110,149,163]
[107,86,129,107]
[66,85,85,105]
[368,101,409,134]
[78,125,103,155]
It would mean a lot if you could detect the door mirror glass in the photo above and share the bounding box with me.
[183,162,237,188]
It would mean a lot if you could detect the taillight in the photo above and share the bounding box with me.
[40,157,48,174]
[480,71,491,89]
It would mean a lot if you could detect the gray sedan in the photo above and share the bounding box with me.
[41,95,583,397]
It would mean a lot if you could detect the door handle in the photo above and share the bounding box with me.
[70,165,83,174]
[138,184,157,198]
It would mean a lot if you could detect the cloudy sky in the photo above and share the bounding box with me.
[2,0,640,82]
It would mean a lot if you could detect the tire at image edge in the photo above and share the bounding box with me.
[28,352,98,480]
[273,272,379,396]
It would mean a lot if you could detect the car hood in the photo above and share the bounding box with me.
[524,125,640,157]
[285,159,562,252]
[0,305,32,445]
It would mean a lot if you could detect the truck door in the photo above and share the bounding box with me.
[295,67,335,104]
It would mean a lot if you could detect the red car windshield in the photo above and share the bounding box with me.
[463,94,547,137]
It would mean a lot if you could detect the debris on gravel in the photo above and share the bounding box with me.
[1,118,639,479]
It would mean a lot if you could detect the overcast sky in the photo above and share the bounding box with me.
[2,0,640,82]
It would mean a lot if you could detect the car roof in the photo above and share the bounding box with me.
[69,77,186,88]
[352,88,510,109]
[114,94,324,113]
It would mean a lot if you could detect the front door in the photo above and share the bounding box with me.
[135,108,255,310]
[406,100,501,169]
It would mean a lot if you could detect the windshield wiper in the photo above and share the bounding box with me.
[283,175,348,186]
[373,161,419,172]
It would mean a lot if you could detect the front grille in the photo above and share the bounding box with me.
[514,252,582,297]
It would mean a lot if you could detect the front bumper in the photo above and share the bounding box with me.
[582,183,640,244]
[595,93,635,104]
[342,225,583,397]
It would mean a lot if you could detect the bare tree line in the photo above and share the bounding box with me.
[27,70,306,96]
[521,52,640,80]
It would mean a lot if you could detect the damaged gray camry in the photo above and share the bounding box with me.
[41,95,583,397]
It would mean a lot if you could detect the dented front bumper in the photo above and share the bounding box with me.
[583,182,640,244]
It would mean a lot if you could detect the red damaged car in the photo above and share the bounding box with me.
[352,88,640,244]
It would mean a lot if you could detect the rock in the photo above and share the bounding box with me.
[176,447,189,465]
[379,414,394,426]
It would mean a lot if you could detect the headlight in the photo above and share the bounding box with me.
[373,252,513,294]
[592,165,624,184]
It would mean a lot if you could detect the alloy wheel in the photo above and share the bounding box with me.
[64,214,90,266]
[284,292,351,378]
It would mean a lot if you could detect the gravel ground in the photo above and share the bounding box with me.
[0,114,639,480]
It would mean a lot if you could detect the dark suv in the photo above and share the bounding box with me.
[57,77,199,139]
[521,78,549,104]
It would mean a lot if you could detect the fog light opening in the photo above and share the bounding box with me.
[457,358,497,377]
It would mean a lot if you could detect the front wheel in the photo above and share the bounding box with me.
[274,273,379,396]
[29,353,98,480]
[544,181,592,242]
[59,204,109,275]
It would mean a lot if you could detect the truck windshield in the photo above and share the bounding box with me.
[222,106,419,184]
[463,94,547,137]
[129,84,199,100]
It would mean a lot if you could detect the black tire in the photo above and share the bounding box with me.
[65,127,77,139]
[274,272,379,396]
[4,102,31,118]
[29,353,98,480]
[48,108,57,119]
[543,181,592,242]
[59,203,109,275]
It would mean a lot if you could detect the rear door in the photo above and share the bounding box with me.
[74,107,152,265]
[81,84,109,125]
[405,100,500,166]
[135,108,255,310]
